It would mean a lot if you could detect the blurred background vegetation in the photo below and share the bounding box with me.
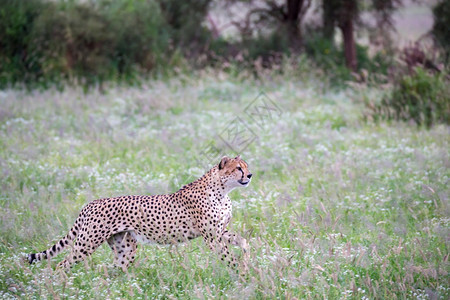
[0,0,449,124]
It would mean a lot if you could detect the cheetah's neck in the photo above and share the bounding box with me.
[176,166,227,199]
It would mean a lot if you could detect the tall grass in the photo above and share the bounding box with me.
[0,69,449,298]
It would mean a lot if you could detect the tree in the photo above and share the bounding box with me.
[322,0,338,43]
[432,0,450,62]
[225,0,312,52]
[284,0,311,51]
[322,0,404,72]
[338,0,358,71]
[321,0,358,71]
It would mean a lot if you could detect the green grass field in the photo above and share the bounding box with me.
[0,70,448,299]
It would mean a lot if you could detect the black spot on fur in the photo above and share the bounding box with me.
[28,253,36,264]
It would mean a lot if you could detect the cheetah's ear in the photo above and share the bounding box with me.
[219,156,230,170]
[235,155,241,160]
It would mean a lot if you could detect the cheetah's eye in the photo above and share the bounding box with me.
[237,166,242,171]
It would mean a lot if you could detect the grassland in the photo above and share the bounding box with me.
[0,69,448,299]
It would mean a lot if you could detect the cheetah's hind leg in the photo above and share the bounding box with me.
[107,231,138,272]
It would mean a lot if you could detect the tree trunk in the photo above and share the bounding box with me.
[322,0,336,42]
[338,0,357,71]
[286,0,304,52]
[340,18,357,71]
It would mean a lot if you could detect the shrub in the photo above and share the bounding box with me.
[32,1,116,86]
[157,0,212,52]
[242,32,290,62]
[304,34,351,85]
[304,34,392,87]
[0,0,210,89]
[100,0,170,81]
[369,68,449,127]
[0,0,46,87]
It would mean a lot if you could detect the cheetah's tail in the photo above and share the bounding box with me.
[27,218,81,264]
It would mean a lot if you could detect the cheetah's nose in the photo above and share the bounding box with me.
[247,174,252,179]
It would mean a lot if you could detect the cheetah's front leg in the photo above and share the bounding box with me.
[202,231,248,273]
[222,231,250,261]
[204,235,239,268]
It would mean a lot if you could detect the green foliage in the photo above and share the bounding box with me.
[370,68,450,127]
[304,34,351,85]
[206,31,292,76]
[32,1,115,86]
[100,0,170,81]
[432,0,450,60]
[0,0,211,89]
[356,44,391,76]
[244,32,291,61]
[0,0,434,90]
[0,0,46,86]
[158,0,212,50]
[304,34,391,86]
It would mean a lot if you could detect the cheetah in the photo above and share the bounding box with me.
[28,156,252,271]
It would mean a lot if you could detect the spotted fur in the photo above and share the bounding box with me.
[27,156,252,271]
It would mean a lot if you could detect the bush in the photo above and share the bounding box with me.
[369,68,449,127]
[0,0,211,89]
[304,34,351,85]
[304,34,392,87]
[100,0,170,81]
[158,0,211,52]
[0,0,47,87]
[242,32,290,62]
[32,1,116,86]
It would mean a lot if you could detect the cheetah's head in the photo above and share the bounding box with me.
[218,155,252,191]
